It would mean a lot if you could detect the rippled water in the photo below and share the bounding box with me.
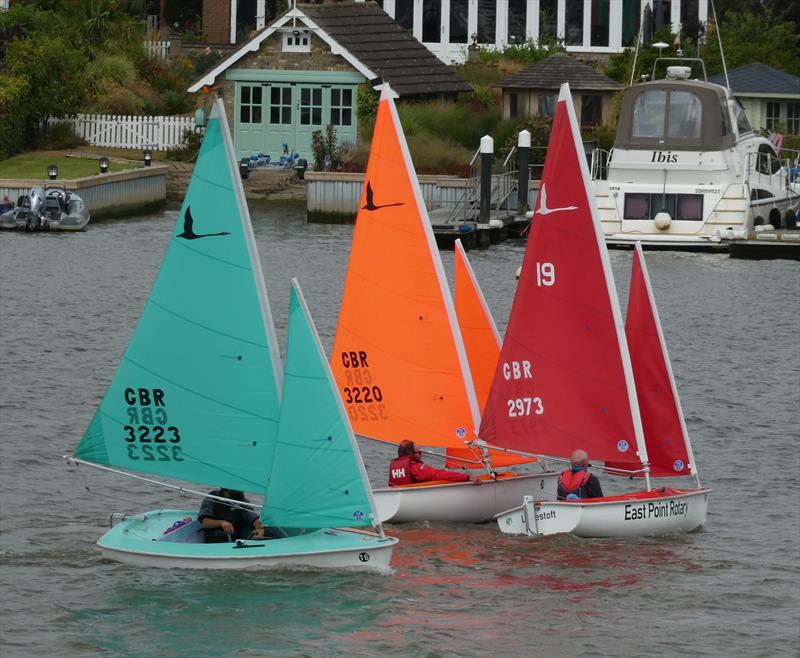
[1,202,798,657]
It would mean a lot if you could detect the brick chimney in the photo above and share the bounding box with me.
[203,0,231,44]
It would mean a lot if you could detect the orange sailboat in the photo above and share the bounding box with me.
[330,86,558,523]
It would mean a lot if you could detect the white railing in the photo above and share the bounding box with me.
[54,114,197,151]
[144,40,171,61]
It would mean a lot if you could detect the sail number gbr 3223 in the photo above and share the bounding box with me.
[122,387,184,462]
[502,360,544,417]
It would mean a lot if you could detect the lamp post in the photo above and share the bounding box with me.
[48,164,58,180]
[99,156,109,174]
[143,148,152,167]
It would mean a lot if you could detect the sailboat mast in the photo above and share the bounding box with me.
[632,243,701,487]
[559,85,652,488]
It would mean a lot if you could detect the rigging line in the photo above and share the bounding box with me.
[119,356,279,424]
[146,298,269,348]
[64,456,264,511]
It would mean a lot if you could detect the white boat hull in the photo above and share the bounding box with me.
[496,488,710,538]
[374,471,559,523]
[95,510,397,572]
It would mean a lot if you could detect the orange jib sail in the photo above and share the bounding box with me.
[330,86,480,450]
[450,239,535,469]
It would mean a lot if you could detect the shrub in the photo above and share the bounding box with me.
[357,85,379,123]
[0,73,30,158]
[87,53,136,88]
[165,129,204,161]
[311,124,342,170]
[35,122,87,150]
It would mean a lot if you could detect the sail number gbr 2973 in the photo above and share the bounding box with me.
[502,360,544,418]
[122,387,184,462]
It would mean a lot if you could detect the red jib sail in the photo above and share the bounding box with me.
[479,84,647,469]
[330,86,481,450]
[618,243,697,478]
[450,239,534,469]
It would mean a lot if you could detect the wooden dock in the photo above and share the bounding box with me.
[726,230,800,261]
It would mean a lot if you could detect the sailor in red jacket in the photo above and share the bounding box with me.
[388,440,471,486]
[557,449,604,500]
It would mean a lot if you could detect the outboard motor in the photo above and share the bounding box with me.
[27,187,46,230]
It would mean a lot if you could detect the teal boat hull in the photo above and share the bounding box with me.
[96,509,397,571]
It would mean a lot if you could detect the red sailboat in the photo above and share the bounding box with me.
[490,84,710,537]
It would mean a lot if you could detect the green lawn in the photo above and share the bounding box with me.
[0,153,140,179]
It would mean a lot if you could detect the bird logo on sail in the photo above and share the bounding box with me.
[361,182,404,212]
[535,184,578,216]
[177,206,231,239]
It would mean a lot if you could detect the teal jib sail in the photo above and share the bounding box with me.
[262,280,376,529]
[76,100,283,493]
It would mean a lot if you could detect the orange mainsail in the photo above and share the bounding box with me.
[450,239,535,469]
[330,87,481,450]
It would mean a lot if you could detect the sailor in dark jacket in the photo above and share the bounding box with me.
[198,488,260,542]
[557,450,604,500]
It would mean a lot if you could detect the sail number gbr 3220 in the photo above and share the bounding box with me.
[502,360,544,418]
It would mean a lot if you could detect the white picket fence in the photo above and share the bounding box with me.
[59,114,198,151]
[144,40,171,61]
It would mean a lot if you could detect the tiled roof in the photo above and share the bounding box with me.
[708,63,800,96]
[496,53,623,91]
[301,1,471,97]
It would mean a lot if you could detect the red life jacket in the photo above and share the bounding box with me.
[388,454,415,485]
[557,469,591,500]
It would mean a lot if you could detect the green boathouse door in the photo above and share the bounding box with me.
[229,70,365,162]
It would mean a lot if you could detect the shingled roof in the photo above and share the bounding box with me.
[300,1,470,97]
[708,63,800,96]
[496,53,623,91]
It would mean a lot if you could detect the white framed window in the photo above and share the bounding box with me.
[766,101,781,131]
[282,30,311,52]
[786,102,800,135]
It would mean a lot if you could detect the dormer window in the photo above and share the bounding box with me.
[283,30,311,53]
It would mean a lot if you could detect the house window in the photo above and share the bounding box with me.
[270,87,292,125]
[565,0,584,46]
[331,88,353,126]
[539,0,558,41]
[240,85,262,124]
[766,102,781,130]
[621,0,640,47]
[538,93,556,117]
[581,95,603,127]
[787,102,800,134]
[395,0,413,30]
[591,0,610,47]
[300,87,322,125]
[477,0,496,43]
[450,0,468,43]
[653,0,671,31]
[508,0,527,42]
[422,0,441,42]
[282,31,310,53]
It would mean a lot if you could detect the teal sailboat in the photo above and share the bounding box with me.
[68,100,397,570]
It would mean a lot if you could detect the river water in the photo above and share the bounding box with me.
[1,202,798,657]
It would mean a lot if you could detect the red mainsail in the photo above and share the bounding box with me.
[479,85,646,468]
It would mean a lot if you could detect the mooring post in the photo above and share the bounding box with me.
[480,135,493,224]
[517,129,530,215]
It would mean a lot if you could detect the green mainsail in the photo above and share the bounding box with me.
[76,100,283,493]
